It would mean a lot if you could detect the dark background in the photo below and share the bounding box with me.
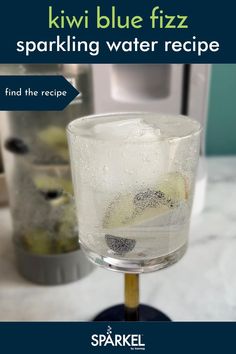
[0,0,234,63]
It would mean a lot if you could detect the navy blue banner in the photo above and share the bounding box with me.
[0,76,79,110]
[0,0,235,63]
[0,322,234,353]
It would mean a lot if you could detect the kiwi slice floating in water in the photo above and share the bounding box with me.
[104,193,134,229]
[157,172,188,202]
[105,234,136,255]
[134,189,172,210]
[103,172,188,229]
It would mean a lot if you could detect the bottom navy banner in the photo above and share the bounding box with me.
[0,322,234,353]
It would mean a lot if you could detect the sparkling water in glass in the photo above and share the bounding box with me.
[67,113,201,273]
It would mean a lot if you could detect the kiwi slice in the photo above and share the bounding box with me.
[58,203,77,238]
[157,172,188,202]
[103,193,134,228]
[40,191,70,206]
[105,234,136,255]
[39,189,63,200]
[22,228,78,255]
[134,189,171,210]
[54,237,79,253]
[22,229,52,255]
[34,175,73,196]
[54,202,79,253]
[38,126,69,160]
[103,172,188,229]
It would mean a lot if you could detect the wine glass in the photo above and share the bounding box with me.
[67,112,201,321]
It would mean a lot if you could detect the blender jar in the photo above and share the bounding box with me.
[1,64,94,284]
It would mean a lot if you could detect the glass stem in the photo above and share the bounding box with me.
[124,273,139,321]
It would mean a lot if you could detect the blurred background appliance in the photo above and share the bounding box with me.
[92,64,211,214]
[0,64,94,285]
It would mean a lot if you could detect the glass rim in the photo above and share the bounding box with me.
[67,111,202,143]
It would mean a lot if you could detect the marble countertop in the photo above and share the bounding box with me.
[0,156,236,321]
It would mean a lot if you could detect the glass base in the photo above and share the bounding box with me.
[82,242,187,273]
[93,304,171,321]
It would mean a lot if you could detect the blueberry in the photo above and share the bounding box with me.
[39,189,63,201]
[4,137,29,155]
[105,234,136,255]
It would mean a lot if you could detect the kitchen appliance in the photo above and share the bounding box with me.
[1,64,94,285]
